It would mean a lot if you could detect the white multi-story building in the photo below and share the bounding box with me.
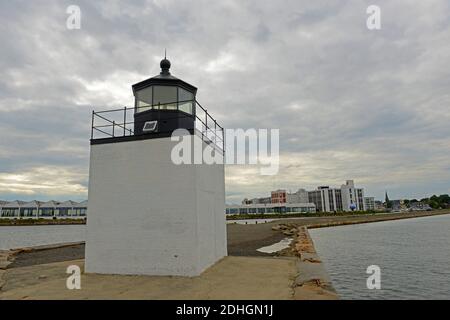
[308,186,343,212]
[307,180,365,213]
[340,180,365,211]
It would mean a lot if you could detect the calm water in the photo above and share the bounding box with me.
[309,214,450,300]
[0,225,86,250]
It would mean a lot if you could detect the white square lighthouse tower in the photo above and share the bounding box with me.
[85,57,227,276]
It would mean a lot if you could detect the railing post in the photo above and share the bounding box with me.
[123,107,127,136]
[91,110,94,139]
[205,110,208,140]
[214,120,217,148]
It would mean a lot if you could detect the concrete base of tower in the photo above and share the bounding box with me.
[85,134,227,276]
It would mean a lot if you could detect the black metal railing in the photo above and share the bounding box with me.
[91,100,224,153]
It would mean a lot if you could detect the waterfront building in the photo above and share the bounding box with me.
[364,197,375,211]
[340,180,365,211]
[391,200,405,211]
[308,186,343,212]
[286,189,309,204]
[0,200,87,219]
[85,57,227,277]
[226,202,316,215]
[242,197,271,205]
[74,200,88,216]
[21,200,42,217]
[54,200,74,217]
[259,197,272,204]
[409,201,432,211]
[0,200,24,217]
[271,190,287,203]
[39,201,58,217]
[257,180,367,213]
[375,200,385,211]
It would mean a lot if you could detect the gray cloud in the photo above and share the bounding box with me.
[0,0,449,202]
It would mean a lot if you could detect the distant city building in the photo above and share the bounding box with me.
[375,200,385,211]
[226,202,316,215]
[246,180,368,214]
[0,200,87,219]
[271,190,287,204]
[286,189,309,204]
[391,200,403,211]
[364,197,375,211]
[242,197,271,205]
[258,197,272,204]
[307,180,365,212]
[237,184,441,216]
[340,180,365,212]
[308,186,343,212]
[0,200,26,217]
[409,201,432,211]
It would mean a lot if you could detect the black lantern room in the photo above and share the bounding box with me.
[132,57,197,135]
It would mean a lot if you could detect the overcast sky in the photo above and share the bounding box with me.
[1,0,449,203]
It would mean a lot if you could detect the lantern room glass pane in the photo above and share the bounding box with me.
[153,86,177,110]
[135,87,152,113]
[178,88,194,114]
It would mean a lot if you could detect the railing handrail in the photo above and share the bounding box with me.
[95,99,196,114]
[93,111,133,135]
[91,100,224,153]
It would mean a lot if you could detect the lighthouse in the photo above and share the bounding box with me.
[85,57,227,276]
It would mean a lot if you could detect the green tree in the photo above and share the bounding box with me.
[429,200,440,209]
[438,194,450,204]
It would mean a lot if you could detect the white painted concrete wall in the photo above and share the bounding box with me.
[85,134,226,276]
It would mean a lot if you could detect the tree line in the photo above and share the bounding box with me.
[404,194,450,209]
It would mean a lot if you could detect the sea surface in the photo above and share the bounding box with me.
[0,225,86,250]
[309,214,450,299]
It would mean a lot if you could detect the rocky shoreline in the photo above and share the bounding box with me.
[271,223,338,299]
[0,250,20,291]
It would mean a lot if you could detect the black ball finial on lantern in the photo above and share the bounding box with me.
[160,58,171,74]
[160,50,171,75]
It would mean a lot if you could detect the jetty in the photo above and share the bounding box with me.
[1,210,449,299]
